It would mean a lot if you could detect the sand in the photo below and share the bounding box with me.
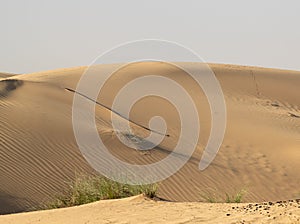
[0,195,299,224]
[0,62,299,222]
[0,72,17,79]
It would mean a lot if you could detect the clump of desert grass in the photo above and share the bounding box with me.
[44,174,158,209]
[225,189,247,203]
[200,187,247,203]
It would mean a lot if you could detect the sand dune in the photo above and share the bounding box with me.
[0,62,300,216]
[0,72,18,79]
[0,195,299,224]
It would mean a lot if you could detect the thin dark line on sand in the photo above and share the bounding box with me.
[288,112,300,118]
[250,70,261,98]
[65,87,170,137]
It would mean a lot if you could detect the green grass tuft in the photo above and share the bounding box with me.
[225,189,247,203]
[44,174,158,209]
[200,188,247,203]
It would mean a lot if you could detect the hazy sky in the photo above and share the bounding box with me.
[1,0,300,73]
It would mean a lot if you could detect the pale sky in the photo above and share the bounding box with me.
[1,0,300,73]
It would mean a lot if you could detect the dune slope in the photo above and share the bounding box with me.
[0,63,299,214]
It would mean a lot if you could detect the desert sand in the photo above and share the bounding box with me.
[0,62,299,223]
[0,195,299,224]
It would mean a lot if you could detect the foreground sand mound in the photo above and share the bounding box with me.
[0,63,299,214]
[0,195,299,224]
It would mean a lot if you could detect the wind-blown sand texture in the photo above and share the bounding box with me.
[0,63,299,222]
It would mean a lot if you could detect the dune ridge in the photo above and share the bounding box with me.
[0,72,18,79]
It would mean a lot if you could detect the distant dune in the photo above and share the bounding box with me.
[0,62,299,217]
[0,72,18,79]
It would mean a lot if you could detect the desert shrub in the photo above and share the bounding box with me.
[200,188,247,203]
[225,189,247,203]
[45,174,158,209]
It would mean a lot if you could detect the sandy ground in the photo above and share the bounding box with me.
[0,62,299,222]
[0,195,299,224]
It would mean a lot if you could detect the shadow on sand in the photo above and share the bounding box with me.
[0,79,23,98]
